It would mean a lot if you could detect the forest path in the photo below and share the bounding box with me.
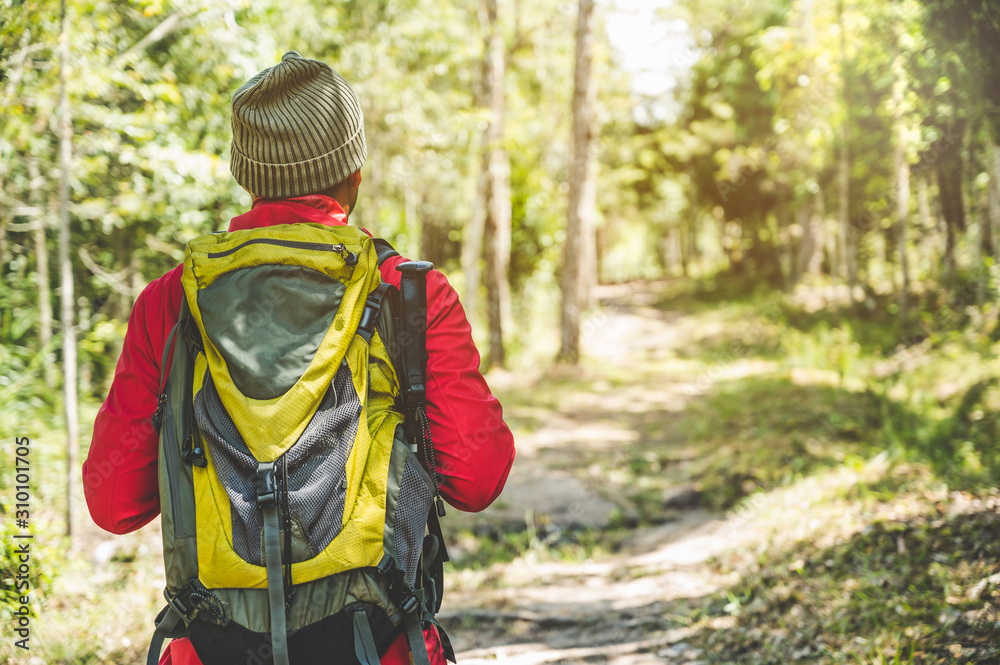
[440,281,754,664]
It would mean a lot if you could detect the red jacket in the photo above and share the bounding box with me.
[83,195,515,665]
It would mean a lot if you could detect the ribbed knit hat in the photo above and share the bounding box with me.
[230,51,366,199]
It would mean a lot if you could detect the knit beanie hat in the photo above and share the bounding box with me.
[229,51,366,199]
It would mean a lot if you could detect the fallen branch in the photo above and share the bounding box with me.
[78,246,142,297]
[110,5,206,68]
[4,218,44,231]
[145,233,184,261]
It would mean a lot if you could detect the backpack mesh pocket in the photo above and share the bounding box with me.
[394,454,434,586]
[195,362,361,566]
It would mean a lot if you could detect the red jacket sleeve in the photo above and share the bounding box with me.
[379,257,515,513]
[83,265,183,534]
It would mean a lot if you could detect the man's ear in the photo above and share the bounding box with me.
[349,170,362,189]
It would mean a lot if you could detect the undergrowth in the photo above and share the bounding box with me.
[693,489,1000,665]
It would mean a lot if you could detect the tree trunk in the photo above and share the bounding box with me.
[680,223,691,276]
[360,91,382,236]
[936,127,966,285]
[685,166,698,276]
[988,140,1000,262]
[836,0,854,292]
[420,199,454,268]
[29,159,54,388]
[717,211,730,273]
[814,195,827,276]
[776,197,792,288]
[403,180,420,260]
[78,297,92,395]
[115,232,131,317]
[559,0,597,363]
[463,169,487,328]
[917,173,933,230]
[798,192,824,278]
[916,173,935,268]
[717,207,738,274]
[463,31,491,330]
[892,66,910,305]
[481,0,512,369]
[837,115,852,288]
[35,225,53,351]
[0,218,7,276]
[896,157,911,310]
[58,0,79,542]
[687,205,699,274]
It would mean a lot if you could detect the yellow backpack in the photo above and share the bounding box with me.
[147,223,452,665]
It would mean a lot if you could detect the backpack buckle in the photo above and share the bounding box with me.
[164,590,190,619]
[256,463,277,508]
[378,556,422,616]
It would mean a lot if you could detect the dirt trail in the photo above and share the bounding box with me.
[442,282,742,664]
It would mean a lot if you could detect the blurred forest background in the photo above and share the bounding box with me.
[2,0,1000,663]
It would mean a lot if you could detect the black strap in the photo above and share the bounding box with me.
[281,458,294,604]
[358,282,393,344]
[426,616,457,663]
[373,237,400,266]
[257,462,290,665]
[351,608,381,665]
[146,605,183,665]
[396,261,447,518]
[396,261,432,409]
[427,508,449,563]
[403,611,433,665]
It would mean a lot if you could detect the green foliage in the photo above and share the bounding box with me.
[0,465,55,623]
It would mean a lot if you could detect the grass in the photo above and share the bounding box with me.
[446,522,628,573]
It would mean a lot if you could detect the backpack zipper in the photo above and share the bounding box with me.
[207,238,358,264]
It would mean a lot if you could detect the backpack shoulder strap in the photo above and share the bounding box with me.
[395,261,448,527]
[372,237,400,266]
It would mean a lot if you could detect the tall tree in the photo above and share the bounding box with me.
[463,1,492,337]
[988,142,1000,260]
[482,0,513,369]
[892,53,911,305]
[836,0,854,290]
[57,0,79,541]
[559,0,597,363]
[29,159,54,388]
